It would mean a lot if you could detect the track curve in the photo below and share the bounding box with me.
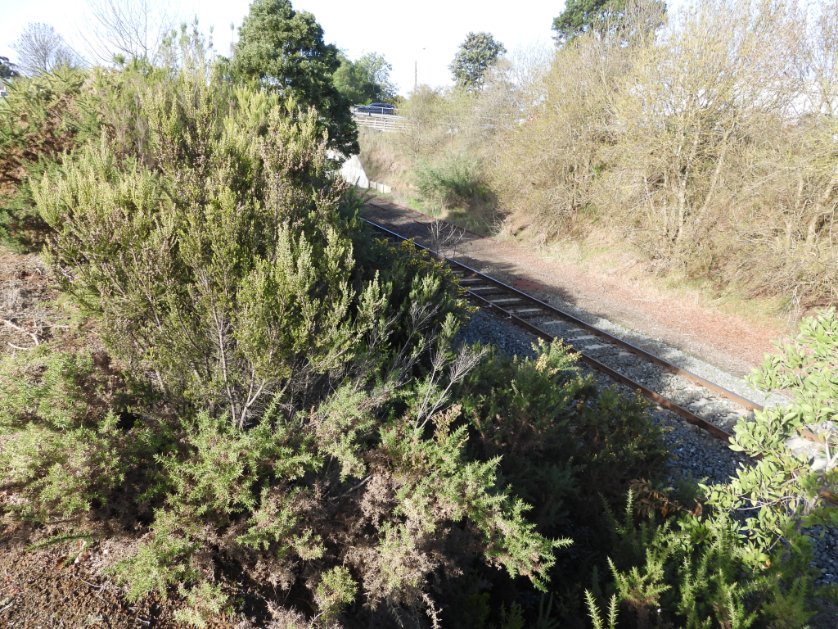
[362,216,766,444]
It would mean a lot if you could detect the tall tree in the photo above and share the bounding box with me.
[231,0,358,155]
[552,0,666,45]
[0,56,19,79]
[333,52,397,104]
[449,32,507,91]
[12,23,80,76]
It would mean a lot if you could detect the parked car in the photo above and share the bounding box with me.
[354,102,396,115]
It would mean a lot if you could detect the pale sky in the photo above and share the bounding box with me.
[0,0,562,94]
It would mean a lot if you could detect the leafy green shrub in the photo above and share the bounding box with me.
[26,54,563,624]
[704,308,837,559]
[415,155,494,212]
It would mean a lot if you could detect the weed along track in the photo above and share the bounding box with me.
[362,216,764,445]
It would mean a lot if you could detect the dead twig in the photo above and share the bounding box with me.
[1,318,40,346]
[79,577,104,590]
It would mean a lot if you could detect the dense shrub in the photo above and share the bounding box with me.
[460,341,666,536]
[586,309,838,628]
[22,55,566,625]
[587,494,818,629]
[443,340,667,625]
[416,156,494,212]
[0,68,91,247]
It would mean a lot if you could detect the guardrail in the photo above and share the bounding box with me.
[352,105,398,116]
[352,112,407,133]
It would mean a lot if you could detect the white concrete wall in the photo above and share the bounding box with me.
[339,154,369,189]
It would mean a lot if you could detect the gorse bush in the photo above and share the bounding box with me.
[0,67,92,248]
[587,493,818,629]
[443,340,668,626]
[459,341,666,537]
[0,348,120,520]
[0,346,162,523]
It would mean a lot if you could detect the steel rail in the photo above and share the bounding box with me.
[361,216,767,442]
[362,215,838,508]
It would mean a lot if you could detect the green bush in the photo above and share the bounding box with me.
[0,68,91,248]
[588,493,816,629]
[459,341,666,535]
[460,342,665,539]
[441,340,666,625]
[415,155,494,212]
[26,54,561,624]
[704,307,837,560]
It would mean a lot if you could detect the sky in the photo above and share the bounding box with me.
[0,0,561,95]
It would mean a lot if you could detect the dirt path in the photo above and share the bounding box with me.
[361,199,790,378]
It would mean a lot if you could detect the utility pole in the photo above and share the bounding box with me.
[414,47,426,93]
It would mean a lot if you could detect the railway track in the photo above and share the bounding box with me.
[362,216,765,444]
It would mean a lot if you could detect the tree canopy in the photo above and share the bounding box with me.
[552,0,666,45]
[0,56,19,79]
[449,32,506,91]
[230,0,358,155]
[333,52,397,105]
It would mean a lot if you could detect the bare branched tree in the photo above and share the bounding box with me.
[84,0,175,64]
[428,219,465,258]
[12,23,80,76]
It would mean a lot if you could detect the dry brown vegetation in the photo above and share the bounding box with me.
[361,0,837,312]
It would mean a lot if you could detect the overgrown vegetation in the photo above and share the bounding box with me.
[0,67,90,248]
[1,31,567,625]
[1,1,835,626]
[586,308,838,629]
[362,0,837,311]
